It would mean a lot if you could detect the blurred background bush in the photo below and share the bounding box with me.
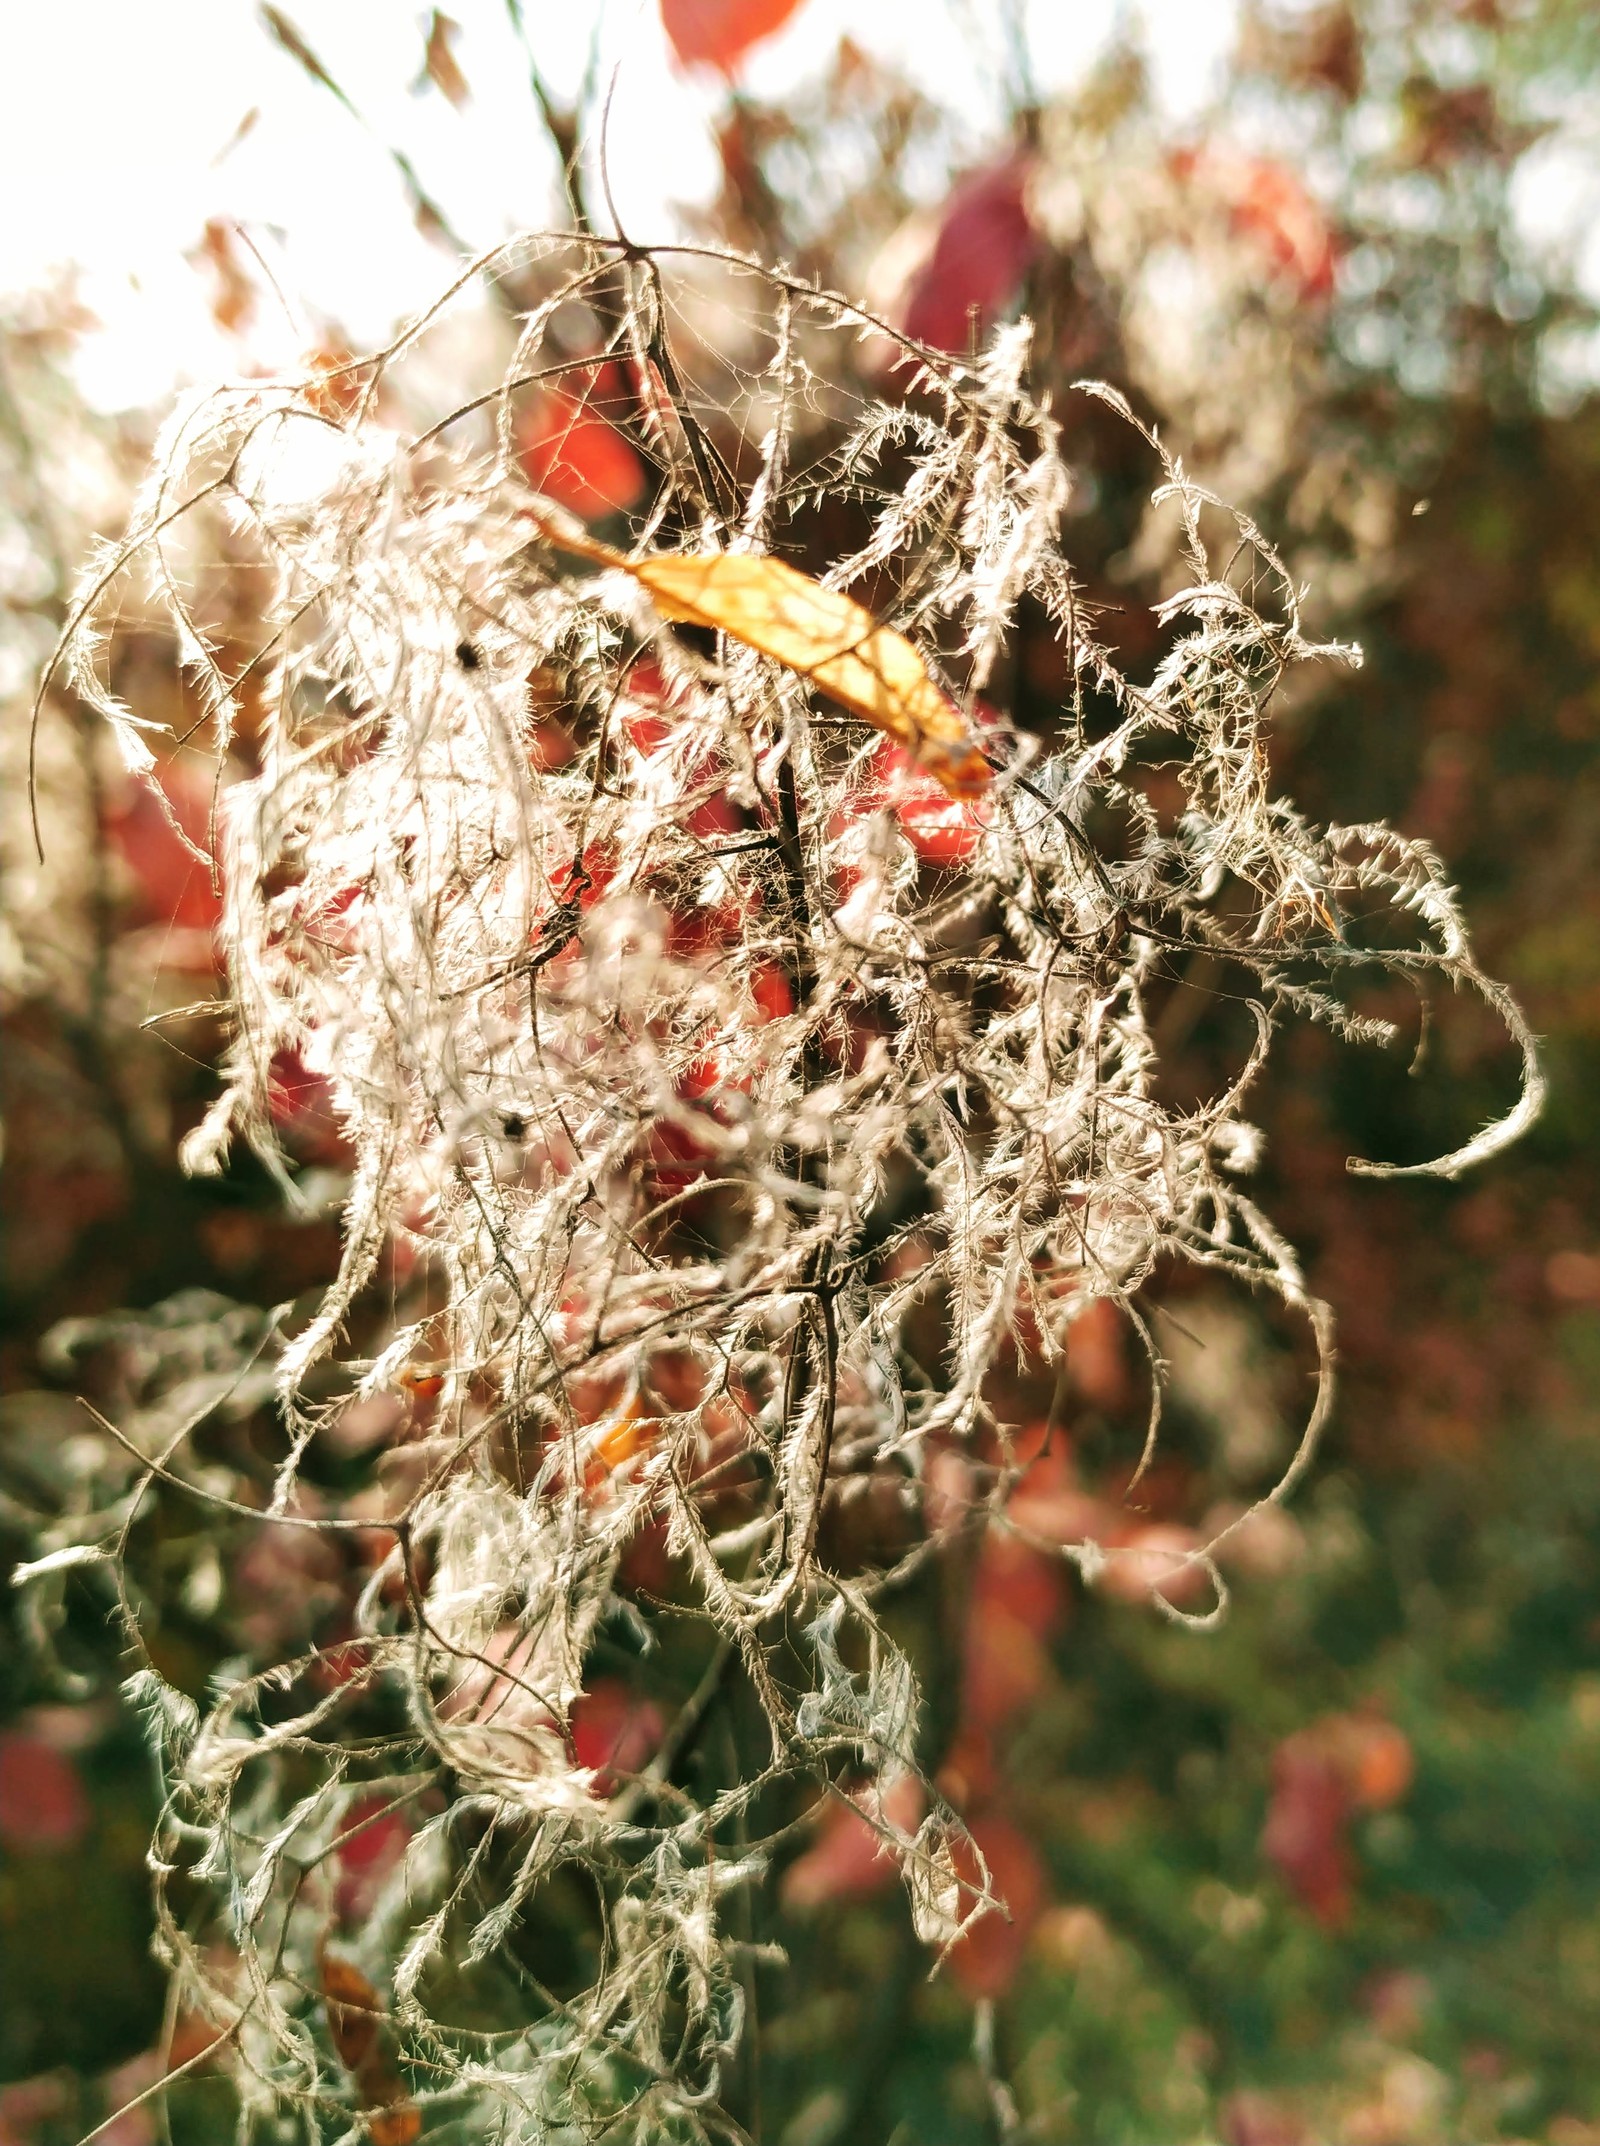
[3,2,1600,2139]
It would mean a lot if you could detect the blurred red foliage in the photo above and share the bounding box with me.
[866,739,992,868]
[262,1047,349,1165]
[570,1679,665,1794]
[780,1771,925,1911]
[1173,145,1338,300]
[963,1528,1069,1730]
[946,1811,1048,1999]
[518,364,647,521]
[901,155,1040,355]
[335,1795,413,1921]
[1263,1712,1413,1923]
[1263,1736,1353,1923]
[102,763,221,942]
[0,1731,91,1852]
[661,0,806,73]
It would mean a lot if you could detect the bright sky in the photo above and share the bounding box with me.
[1,0,1241,410]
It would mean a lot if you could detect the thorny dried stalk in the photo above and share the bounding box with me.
[33,233,1541,2141]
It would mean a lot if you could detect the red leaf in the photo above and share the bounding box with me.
[961,1530,1068,1730]
[750,963,794,1023]
[98,2054,163,2146]
[310,1637,374,1695]
[570,1679,664,1794]
[962,1602,1053,1732]
[264,1047,347,1164]
[0,1733,91,1851]
[622,667,743,840]
[901,155,1039,355]
[946,1813,1047,1999]
[1262,1735,1352,1924]
[781,1801,895,1910]
[519,364,646,520]
[780,1772,924,1911]
[661,0,807,74]
[830,734,993,873]
[103,764,222,937]
[1065,1295,1131,1412]
[874,741,990,867]
[0,2074,71,2141]
[1263,1710,1413,1921]
[334,1796,412,1922]
[1099,1522,1209,1610]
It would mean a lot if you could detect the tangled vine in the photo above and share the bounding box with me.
[30,232,1540,2142]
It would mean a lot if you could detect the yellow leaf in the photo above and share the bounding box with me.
[528,511,991,798]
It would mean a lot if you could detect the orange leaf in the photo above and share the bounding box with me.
[192,219,257,338]
[590,1398,653,1475]
[529,511,990,800]
[367,2105,422,2146]
[1173,146,1337,301]
[661,0,806,73]
[319,1952,382,2075]
[319,1951,421,2141]
[1349,1718,1413,1811]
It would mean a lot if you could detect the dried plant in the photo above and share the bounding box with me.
[33,233,1540,2141]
